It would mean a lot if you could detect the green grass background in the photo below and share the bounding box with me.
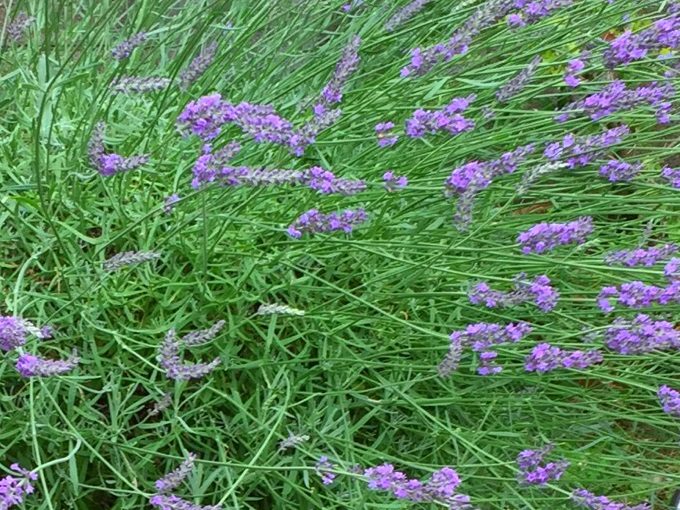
[1,0,679,508]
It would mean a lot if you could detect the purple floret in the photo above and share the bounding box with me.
[517,217,593,254]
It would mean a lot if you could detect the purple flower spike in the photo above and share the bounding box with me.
[496,56,541,103]
[0,463,38,509]
[383,171,408,191]
[517,217,593,254]
[525,343,603,372]
[599,160,642,182]
[315,456,336,485]
[112,32,147,60]
[604,11,680,68]
[177,94,232,141]
[157,330,221,381]
[88,122,149,176]
[6,12,35,43]
[155,454,196,493]
[665,258,680,280]
[604,314,679,354]
[572,488,651,510]
[16,350,79,377]
[445,143,535,230]
[164,194,180,214]
[385,0,431,31]
[661,166,680,188]
[544,125,630,168]
[517,444,569,485]
[111,76,171,94]
[469,273,559,312]
[605,244,677,267]
[597,280,680,313]
[564,52,589,87]
[375,122,398,147]
[555,81,674,124]
[179,42,218,91]
[405,94,476,139]
[439,322,532,377]
[318,36,361,108]
[286,208,367,238]
[658,385,680,418]
[149,494,221,510]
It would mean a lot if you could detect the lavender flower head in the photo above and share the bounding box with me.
[405,95,476,139]
[661,165,680,188]
[603,314,679,354]
[495,56,541,103]
[0,463,38,509]
[149,494,221,510]
[164,194,180,214]
[155,454,196,493]
[111,76,171,94]
[103,250,160,272]
[6,12,35,43]
[255,303,305,316]
[375,122,398,147]
[16,350,79,377]
[544,125,630,168]
[383,171,408,191]
[517,217,593,254]
[363,463,472,507]
[0,316,52,352]
[88,122,149,177]
[278,432,310,452]
[315,456,336,485]
[525,343,603,372]
[596,280,680,313]
[516,444,569,485]
[179,42,218,91]
[317,36,361,109]
[572,489,651,510]
[605,244,677,267]
[555,81,674,124]
[177,94,232,141]
[385,0,431,32]
[604,12,680,68]
[469,273,559,312]
[181,320,225,346]
[599,160,642,182]
[439,322,532,376]
[112,32,147,60]
[157,329,221,381]
[658,385,680,417]
[564,52,589,87]
[287,208,367,238]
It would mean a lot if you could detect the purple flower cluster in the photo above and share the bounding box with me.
[0,316,51,352]
[495,56,541,103]
[111,76,171,94]
[179,42,218,91]
[603,314,679,354]
[598,160,642,182]
[375,122,398,147]
[525,343,603,372]
[405,95,476,138]
[383,171,408,191]
[572,489,651,510]
[150,454,221,509]
[385,0,431,32]
[564,52,589,87]
[88,122,149,176]
[315,456,336,485]
[604,12,680,68]
[316,36,361,109]
[363,464,472,508]
[665,258,680,279]
[517,217,593,254]
[191,142,242,188]
[544,125,630,168]
[605,244,677,267]
[445,143,535,229]
[164,194,180,214]
[507,0,573,28]
[155,454,196,493]
[6,12,35,43]
[177,94,232,141]
[157,329,221,381]
[16,350,80,377]
[103,251,161,272]
[516,444,569,485]
[658,385,680,417]
[469,273,559,312]
[0,464,37,509]
[111,32,147,60]
[596,280,680,313]
[286,208,367,238]
[439,322,532,377]
[555,81,674,124]
[661,165,680,188]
